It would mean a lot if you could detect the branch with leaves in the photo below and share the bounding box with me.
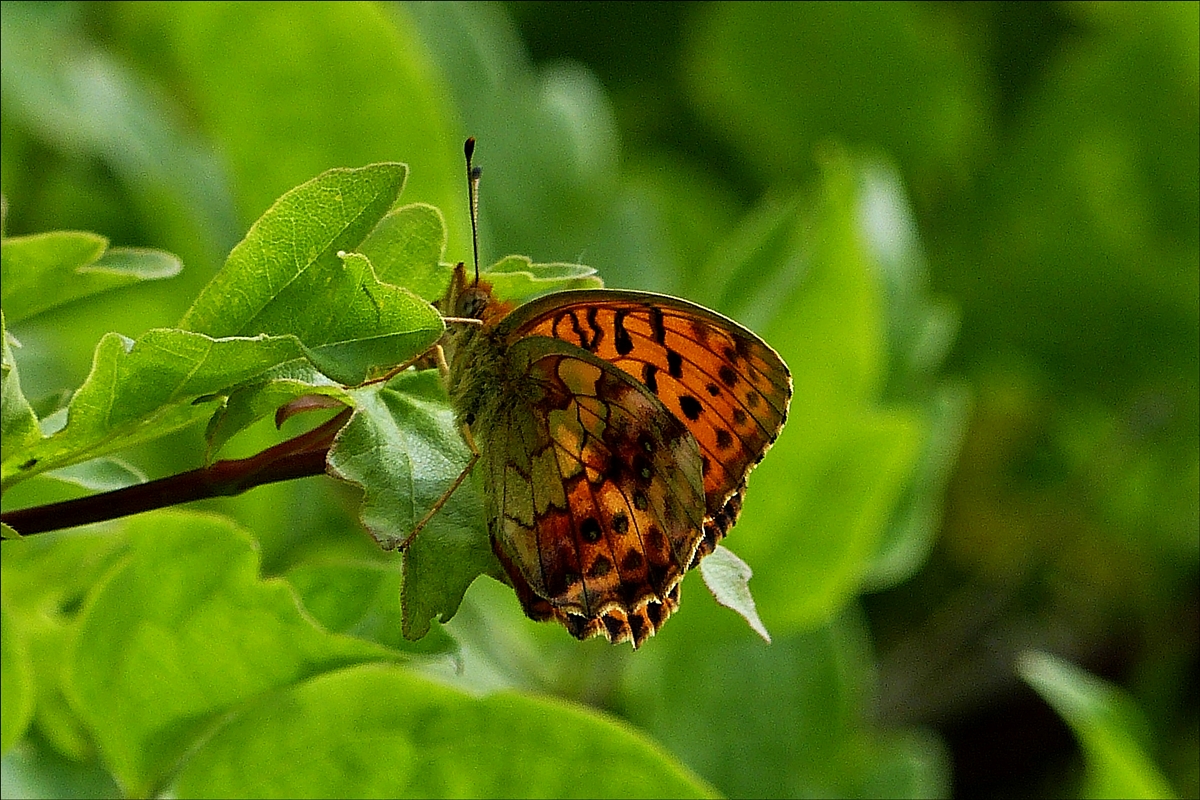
[2,162,611,641]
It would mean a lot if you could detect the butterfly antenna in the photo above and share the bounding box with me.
[465,137,483,286]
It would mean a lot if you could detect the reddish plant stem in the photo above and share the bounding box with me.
[1,408,351,536]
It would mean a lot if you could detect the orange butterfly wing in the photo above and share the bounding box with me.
[446,279,791,648]
[497,290,792,563]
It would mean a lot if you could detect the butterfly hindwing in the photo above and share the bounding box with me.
[476,335,706,646]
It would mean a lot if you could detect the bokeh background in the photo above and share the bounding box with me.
[2,2,1196,798]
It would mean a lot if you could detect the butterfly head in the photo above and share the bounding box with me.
[443,260,513,327]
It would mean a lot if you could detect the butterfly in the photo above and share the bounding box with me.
[414,140,791,648]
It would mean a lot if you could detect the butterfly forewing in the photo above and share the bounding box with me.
[497,291,792,523]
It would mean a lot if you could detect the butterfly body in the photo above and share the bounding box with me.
[440,263,790,647]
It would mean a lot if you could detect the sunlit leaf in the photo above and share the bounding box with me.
[65,512,405,798]
[172,663,717,799]
[1,601,36,753]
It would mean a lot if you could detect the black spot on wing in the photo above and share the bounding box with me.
[614,308,634,355]
[556,308,604,351]
[679,395,703,421]
[581,517,602,543]
[642,362,659,395]
[649,307,667,344]
[667,349,683,379]
[585,307,603,351]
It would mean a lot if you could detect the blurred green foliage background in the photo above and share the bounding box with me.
[1,2,1196,798]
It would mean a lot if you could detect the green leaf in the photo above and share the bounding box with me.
[853,159,961,388]
[199,195,451,452]
[180,162,408,337]
[4,165,446,490]
[740,410,922,632]
[1,312,41,460]
[85,246,182,280]
[853,727,952,799]
[1,600,36,754]
[848,156,969,590]
[359,202,450,301]
[65,511,405,798]
[203,363,348,459]
[1,527,132,761]
[0,231,107,323]
[329,371,497,641]
[42,457,147,492]
[180,163,445,386]
[285,561,457,656]
[625,606,936,798]
[775,150,887,408]
[698,545,770,643]
[1019,651,1178,800]
[304,252,444,386]
[1,328,309,490]
[0,233,182,325]
[172,662,716,799]
[864,383,970,590]
[714,151,924,633]
[0,736,122,800]
[482,255,603,303]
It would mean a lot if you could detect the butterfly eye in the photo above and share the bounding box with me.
[457,287,490,319]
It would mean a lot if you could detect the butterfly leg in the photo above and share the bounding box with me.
[396,420,481,552]
[354,316,482,387]
[433,341,452,382]
[357,346,438,387]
